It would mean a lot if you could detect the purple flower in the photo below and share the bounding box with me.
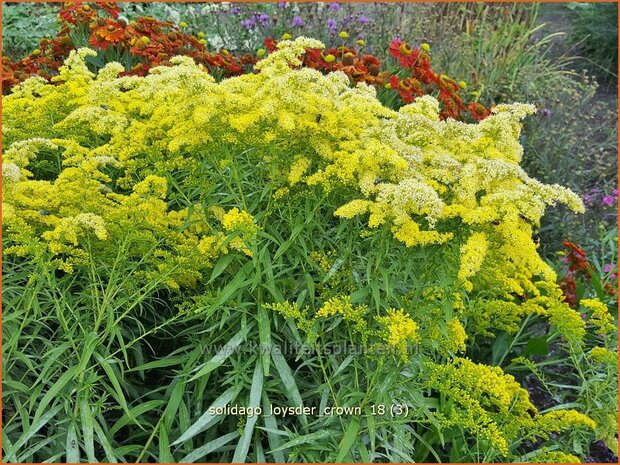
[328,2,341,12]
[326,18,337,33]
[257,13,270,26]
[540,108,553,118]
[241,18,256,29]
[601,195,616,206]
[229,6,241,15]
[292,16,305,27]
[278,1,287,8]
[358,15,370,24]
[342,14,354,26]
[604,264,615,273]
[613,189,618,196]
[357,33,365,40]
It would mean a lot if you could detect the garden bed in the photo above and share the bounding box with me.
[2,2,617,463]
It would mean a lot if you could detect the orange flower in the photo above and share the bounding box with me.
[97,1,120,18]
[90,20,125,49]
[468,102,491,122]
[59,1,96,24]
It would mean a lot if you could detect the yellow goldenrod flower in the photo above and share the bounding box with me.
[376,308,418,360]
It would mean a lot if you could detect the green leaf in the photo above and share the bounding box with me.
[108,400,166,438]
[32,366,77,424]
[260,393,285,463]
[526,336,549,356]
[232,361,263,463]
[179,431,240,463]
[257,305,272,376]
[65,422,80,463]
[76,331,100,375]
[171,385,242,446]
[268,430,332,454]
[189,326,249,382]
[271,349,307,427]
[93,353,132,417]
[336,418,360,462]
[126,356,187,372]
[158,423,174,463]
[5,404,63,461]
[79,394,97,462]
[93,421,118,463]
[209,253,237,282]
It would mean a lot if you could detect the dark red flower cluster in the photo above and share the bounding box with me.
[387,39,491,121]
[3,4,492,124]
[263,37,488,121]
[558,240,593,308]
[558,240,617,307]
[303,46,387,86]
[559,274,579,308]
[562,240,593,275]
[2,1,256,92]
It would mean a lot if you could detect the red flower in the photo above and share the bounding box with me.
[468,102,491,121]
[89,19,126,50]
[562,240,593,275]
[388,39,420,68]
[559,274,578,308]
[59,1,97,25]
[96,1,120,18]
[264,38,278,53]
[303,49,336,71]
[389,75,415,103]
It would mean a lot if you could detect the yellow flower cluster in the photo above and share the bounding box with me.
[315,295,367,335]
[426,357,537,456]
[3,41,584,301]
[547,301,587,346]
[287,157,312,185]
[426,358,598,458]
[446,318,468,353]
[463,299,527,337]
[590,347,618,366]
[457,232,488,291]
[529,450,582,463]
[220,208,259,256]
[375,308,419,360]
[536,410,597,436]
[580,299,616,336]
[265,301,303,320]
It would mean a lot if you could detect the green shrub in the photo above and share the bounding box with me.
[568,2,618,85]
